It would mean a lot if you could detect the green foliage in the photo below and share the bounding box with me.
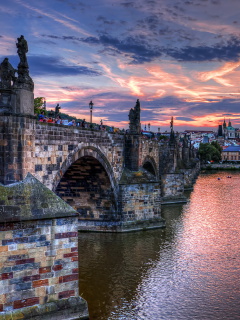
[211,141,222,153]
[34,97,46,115]
[199,142,221,163]
[158,135,168,140]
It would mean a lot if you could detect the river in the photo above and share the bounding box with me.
[78,172,240,320]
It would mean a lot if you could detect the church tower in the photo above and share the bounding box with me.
[223,118,226,129]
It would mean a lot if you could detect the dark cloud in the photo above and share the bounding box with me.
[28,56,102,77]
[176,117,196,121]
[0,53,101,77]
[82,34,162,64]
[61,85,94,90]
[41,32,240,64]
[97,16,115,25]
[167,37,240,61]
[138,96,240,120]
[42,34,82,42]
[186,99,240,117]
[120,2,135,8]
[56,0,86,10]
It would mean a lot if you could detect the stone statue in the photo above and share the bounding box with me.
[55,104,61,117]
[170,116,173,131]
[16,35,28,67]
[128,99,141,134]
[15,35,33,89]
[0,58,17,89]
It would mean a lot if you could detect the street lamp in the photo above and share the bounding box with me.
[89,100,94,124]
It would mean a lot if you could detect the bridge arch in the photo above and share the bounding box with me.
[52,145,119,220]
[142,156,158,179]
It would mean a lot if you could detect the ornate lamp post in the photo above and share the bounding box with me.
[89,100,94,124]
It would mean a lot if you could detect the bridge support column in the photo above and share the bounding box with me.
[161,173,187,204]
[0,174,88,320]
[180,162,201,190]
[118,182,165,231]
[124,135,140,171]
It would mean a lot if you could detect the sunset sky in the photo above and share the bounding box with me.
[1,0,240,131]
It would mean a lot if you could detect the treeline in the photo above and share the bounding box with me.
[34,97,82,121]
[199,141,222,163]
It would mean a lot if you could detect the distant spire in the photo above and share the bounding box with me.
[228,119,232,127]
[223,118,226,129]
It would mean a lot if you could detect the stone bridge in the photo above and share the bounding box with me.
[0,111,199,232]
[0,36,200,320]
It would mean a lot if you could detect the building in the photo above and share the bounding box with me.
[222,145,240,161]
[222,119,239,139]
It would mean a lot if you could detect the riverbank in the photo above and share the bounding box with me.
[201,163,240,171]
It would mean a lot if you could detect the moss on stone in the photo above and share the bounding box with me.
[119,168,157,184]
[0,173,77,223]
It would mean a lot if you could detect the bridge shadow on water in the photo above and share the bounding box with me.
[78,204,184,320]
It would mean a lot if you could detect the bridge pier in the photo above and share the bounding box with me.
[161,173,187,204]
[0,174,88,319]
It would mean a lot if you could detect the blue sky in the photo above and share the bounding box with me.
[1,0,240,130]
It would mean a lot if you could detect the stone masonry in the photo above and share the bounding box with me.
[0,35,201,320]
[0,36,200,231]
[0,174,88,320]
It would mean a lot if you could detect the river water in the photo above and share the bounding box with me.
[78,172,240,320]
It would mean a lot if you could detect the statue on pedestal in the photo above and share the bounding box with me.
[169,116,175,145]
[16,35,29,68]
[170,116,173,131]
[55,104,61,117]
[16,35,33,89]
[129,99,141,134]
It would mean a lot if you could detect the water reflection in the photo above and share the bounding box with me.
[79,172,240,320]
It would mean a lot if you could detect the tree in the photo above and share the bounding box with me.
[199,142,221,163]
[34,97,45,115]
[211,141,222,153]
